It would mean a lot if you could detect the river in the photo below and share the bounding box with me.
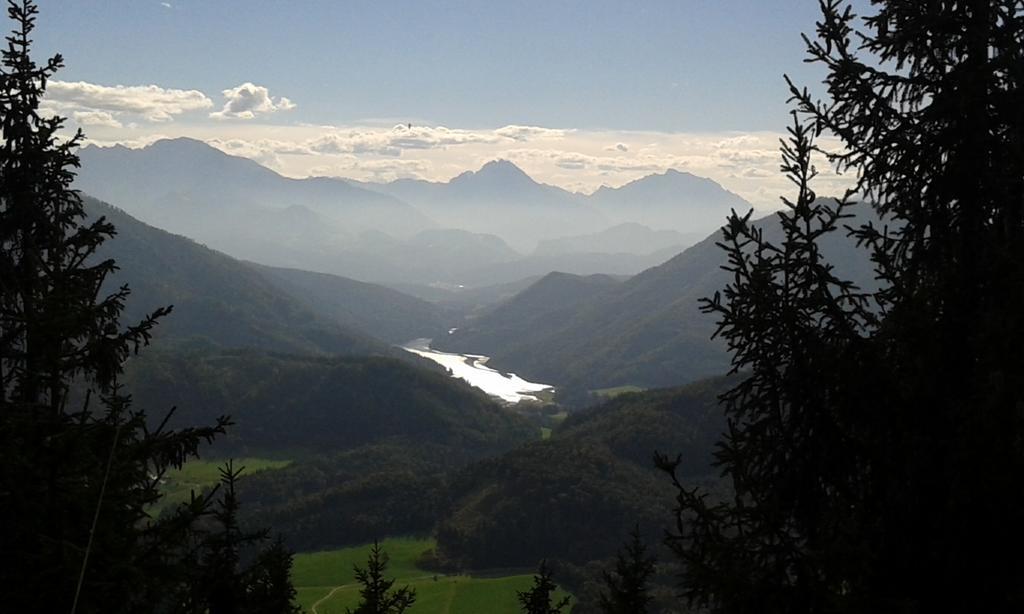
[402,338,553,404]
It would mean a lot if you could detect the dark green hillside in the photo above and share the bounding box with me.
[438,272,622,357]
[434,377,729,570]
[253,263,450,344]
[437,442,670,569]
[238,444,459,551]
[125,349,536,455]
[443,207,874,399]
[87,196,393,356]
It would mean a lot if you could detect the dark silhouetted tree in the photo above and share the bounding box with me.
[658,1,1024,612]
[517,561,570,614]
[181,462,301,614]
[598,525,656,614]
[347,540,416,614]
[0,3,307,613]
[244,537,302,614]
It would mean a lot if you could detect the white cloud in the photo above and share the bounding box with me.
[47,80,212,122]
[72,110,122,128]
[493,125,568,141]
[309,156,431,182]
[210,82,296,120]
[305,124,508,156]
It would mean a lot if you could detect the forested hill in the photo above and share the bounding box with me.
[237,374,729,561]
[87,196,443,354]
[125,348,536,456]
[440,204,877,398]
[433,376,731,571]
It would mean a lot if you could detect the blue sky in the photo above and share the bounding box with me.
[33,0,856,206]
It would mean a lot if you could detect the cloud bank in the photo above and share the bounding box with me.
[47,80,212,122]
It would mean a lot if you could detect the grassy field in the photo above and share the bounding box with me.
[292,538,570,614]
[155,457,292,512]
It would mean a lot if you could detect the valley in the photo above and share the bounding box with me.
[8,2,1017,612]
[69,149,763,611]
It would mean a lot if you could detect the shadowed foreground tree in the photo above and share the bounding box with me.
[658,1,1024,612]
[518,561,571,614]
[347,540,416,614]
[598,525,656,614]
[182,462,301,614]
[0,2,297,613]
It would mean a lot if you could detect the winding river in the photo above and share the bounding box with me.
[402,338,553,403]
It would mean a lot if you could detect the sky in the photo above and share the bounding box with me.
[33,0,860,208]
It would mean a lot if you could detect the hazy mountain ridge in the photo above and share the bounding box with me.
[361,159,611,251]
[533,222,698,256]
[78,137,754,290]
[77,137,435,253]
[87,196,445,354]
[588,168,751,234]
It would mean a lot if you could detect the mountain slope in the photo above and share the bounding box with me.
[88,196,396,356]
[90,195,454,350]
[440,205,877,396]
[444,272,623,356]
[252,263,450,344]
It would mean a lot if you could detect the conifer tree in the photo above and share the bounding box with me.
[598,526,656,614]
[182,462,301,614]
[658,1,1024,611]
[244,537,302,614]
[517,561,570,614]
[347,540,416,614]
[0,2,274,612]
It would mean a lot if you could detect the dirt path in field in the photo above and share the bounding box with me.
[311,584,351,614]
[310,575,441,614]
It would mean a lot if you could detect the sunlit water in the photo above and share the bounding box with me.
[402,338,553,403]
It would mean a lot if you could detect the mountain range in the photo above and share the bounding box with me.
[87,196,447,353]
[77,138,749,287]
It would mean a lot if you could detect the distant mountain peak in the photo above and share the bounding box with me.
[141,136,221,155]
[452,159,536,187]
[479,158,526,174]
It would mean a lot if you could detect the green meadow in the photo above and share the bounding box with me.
[155,457,292,513]
[292,538,570,614]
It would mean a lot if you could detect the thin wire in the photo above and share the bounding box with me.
[70,416,123,614]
